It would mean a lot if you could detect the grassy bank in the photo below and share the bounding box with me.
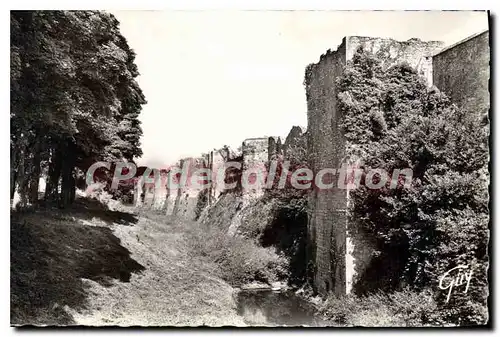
[11,197,247,326]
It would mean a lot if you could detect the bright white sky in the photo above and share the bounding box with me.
[111,10,488,168]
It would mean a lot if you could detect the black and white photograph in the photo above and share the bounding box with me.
[9,8,491,328]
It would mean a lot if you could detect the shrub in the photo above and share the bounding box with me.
[237,198,276,240]
[194,188,208,220]
[318,289,438,327]
[214,235,289,285]
[337,47,489,325]
[185,220,289,286]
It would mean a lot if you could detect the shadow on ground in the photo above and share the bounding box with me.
[10,197,145,326]
[35,197,140,227]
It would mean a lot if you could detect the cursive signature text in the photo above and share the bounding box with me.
[438,265,473,303]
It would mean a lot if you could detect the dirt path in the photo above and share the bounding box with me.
[69,211,246,326]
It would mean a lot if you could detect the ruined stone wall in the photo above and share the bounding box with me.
[305,36,445,296]
[173,157,209,220]
[432,31,490,116]
[143,184,155,207]
[132,146,239,220]
[418,55,434,87]
[132,136,276,221]
[164,187,177,216]
[152,170,168,210]
[283,126,306,161]
[347,36,444,70]
[305,38,348,296]
[133,169,164,209]
[133,176,143,207]
[133,176,155,208]
[242,138,269,198]
[207,148,229,205]
[268,137,278,161]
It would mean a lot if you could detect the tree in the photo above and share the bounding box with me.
[10,10,146,208]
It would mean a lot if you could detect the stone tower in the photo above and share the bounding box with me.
[305,36,446,296]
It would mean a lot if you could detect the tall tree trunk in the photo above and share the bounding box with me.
[10,170,17,201]
[60,141,75,208]
[45,145,62,202]
[70,175,76,204]
[10,146,18,200]
[28,134,42,204]
[15,134,29,208]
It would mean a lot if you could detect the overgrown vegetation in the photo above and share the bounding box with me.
[185,215,289,286]
[235,197,308,286]
[261,129,310,286]
[318,289,439,327]
[332,47,489,325]
[11,11,145,208]
[191,158,297,288]
[194,188,208,220]
[261,200,308,286]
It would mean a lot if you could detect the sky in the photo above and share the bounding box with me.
[111,10,488,168]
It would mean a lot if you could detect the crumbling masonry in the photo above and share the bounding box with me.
[305,31,489,296]
[132,31,489,297]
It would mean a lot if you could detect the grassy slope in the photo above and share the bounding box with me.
[11,198,245,326]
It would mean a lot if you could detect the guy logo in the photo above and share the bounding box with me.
[438,265,473,303]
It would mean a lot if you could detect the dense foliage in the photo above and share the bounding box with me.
[338,47,489,325]
[11,10,145,207]
[262,132,309,285]
[318,288,438,327]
